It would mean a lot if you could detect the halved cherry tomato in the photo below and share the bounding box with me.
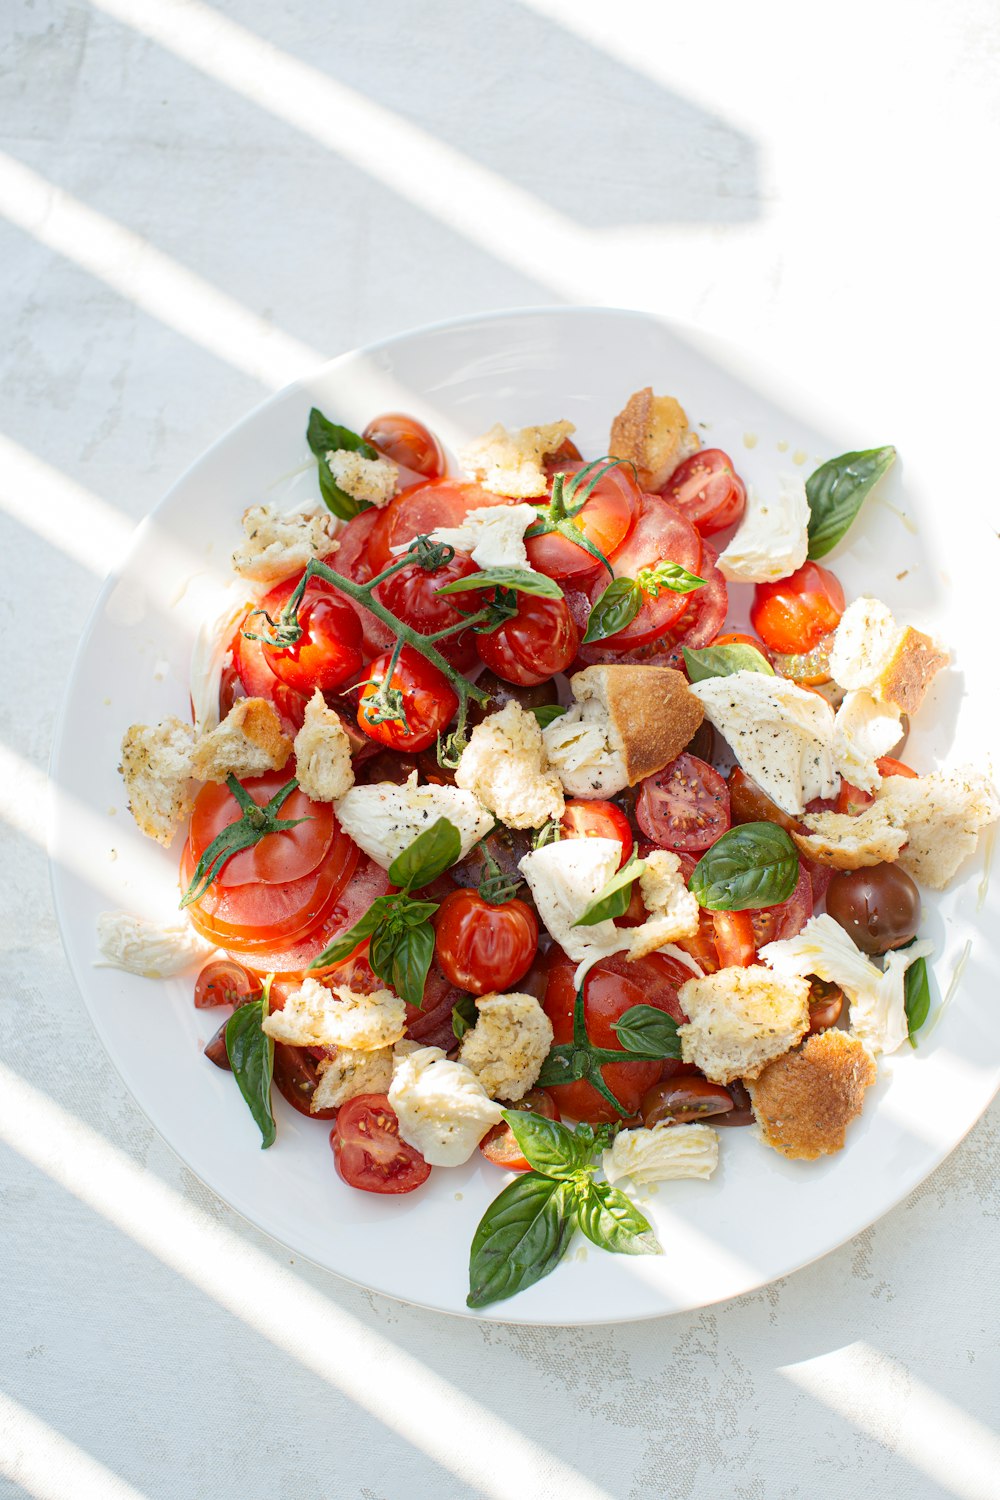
[476,593,580,686]
[434,888,538,996]
[272,1043,338,1120]
[640,1076,735,1126]
[362,412,445,480]
[375,550,484,669]
[259,579,363,695]
[728,767,801,835]
[189,768,335,888]
[586,496,702,647]
[751,561,845,655]
[663,448,747,536]
[560,799,634,866]
[525,460,642,581]
[577,547,728,669]
[331,1094,431,1194]
[836,757,918,816]
[479,1088,560,1171]
[366,478,497,574]
[358,645,458,751]
[712,911,756,967]
[807,978,844,1034]
[748,864,813,948]
[194,958,262,1009]
[636,753,730,853]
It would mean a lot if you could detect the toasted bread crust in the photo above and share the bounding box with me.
[575,664,704,784]
[792,803,908,869]
[747,1029,877,1160]
[190,697,292,783]
[608,388,698,491]
[879,627,949,715]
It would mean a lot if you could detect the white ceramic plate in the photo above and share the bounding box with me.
[50,307,999,1324]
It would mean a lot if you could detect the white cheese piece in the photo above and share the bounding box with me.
[96,912,216,979]
[326,448,397,508]
[717,476,810,583]
[831,689,903,794]
[457,992,554,1101]
[829,596,901,692]
[334,771,493,870]
[262,979,406,1050]
[189,587,251,734]
[542,699,628,799]
[388,1045,503,1166]
[414,502,540,571]
[518,837,626,978]
[311,1047,394,1111]
[689,670,838,816]
[602,1122,719,1186]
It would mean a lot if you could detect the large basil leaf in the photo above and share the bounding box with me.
[467,1175,576,1308]
[581,578,641,644]
[611,1005,682,1059]
[225,997,275,1149]
[805,446,896,560]
[384,921,436,1011]
[574,1180,661,1256]
[500,1111,597,1179]
[437,567,563,599]
[388,817,462,891]
[573,855,647,928]
[683,641,774,682]
[689,821,800,911]
[306,407,380,521]
[904,955,931,1046]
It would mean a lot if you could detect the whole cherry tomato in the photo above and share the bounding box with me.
[559,799,634,866]
[358,644,458,751]
[479,1088,560,1171]
[750,561,845,656]
[375,551,484,668]
[475,593,580,686]
[663,448,747,535]
[330,1094,431,1194]
[362,412,445,480]
[636,753,731,853]
[260,579,363,695]
[434,888,539,996]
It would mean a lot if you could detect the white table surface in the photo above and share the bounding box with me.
[2,2,999,1496]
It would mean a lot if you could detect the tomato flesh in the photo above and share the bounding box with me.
[480,1089,560,1171]
[367,478,497,574]
[751,562,845,655]
[362,412,445,481]
[331,1094,431,1194]
[748,864,814,948]
[560,799,633,866]
[193,959,262,1009]
[189,768,335,887]
[636,753,730,853]
[261,581,363,695]
[586,495,702,647]
[712,911,756,967]
[663,448,747,536]
[434,889,539,996]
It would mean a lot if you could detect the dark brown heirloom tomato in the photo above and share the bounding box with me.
[467,669,560,727]
[728,767,802,835]
[272,1043,338,1120]
[684,719,716,765]
[204,1020,232,1070]
[640,1077,735,1128]
[714,1079,754,1127]
[194,959,262,1009]
[807,978,844,1033]
[449,825,535,889]
[825,864,921,954]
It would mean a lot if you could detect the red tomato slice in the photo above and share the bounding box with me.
[749,864,814,948]
[560,799,634,866]
[577,545,727,668]
[366,478,498,574]
[189,768,335,887]
[336,510,381,584]
[331,1094,431,1194]
[663,448,747,536]
[636,753,731,853]
[712,911,757,967]
[525,461,641,581]
[585,496,702,648]
[479,1088,560,1171]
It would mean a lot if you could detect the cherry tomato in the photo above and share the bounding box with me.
[751,562,845,656]
[663,448,747,535]
[233,588,310,735]
[807,978,844,1034]
[640,1076,735,1126]
[543,949,690,1124]
[358,645,458,751]
[636,753,730,853]
[434,888,539,996]
[362,412,445,480]
[194,959,262,1009]
[877,756,918,779]
[525,460,642,581]
[559,799,634,866]
[479,1088,560,1171]
[375,550,484,669]
[826,864,921,954]
[367,478,497,574]
[330,1094,431,1194]
[203,1019,232,1069]
[577,547,728,669]
[586,496,703,648]
[476,593,580,686]
[675,906,721,975]
[712,911,756,967]
[189,768,336,887]
[258,580,363,695]
[271,1043,339,1120]
[748,864,813,948]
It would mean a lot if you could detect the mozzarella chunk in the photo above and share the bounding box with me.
[262,979,405,1050]
[120,716,196,846]
[518,837,625,976]
[602,1122,719,1186]
[421,502,540,570]
[96,911,215,978]
[458,992,554,1101]
[190,697,292,783]
[231,502,339,585]
[831,690,903,794]
[876,767,999,890]
[717,476,810,583]
[389,1045,503,1166]
[459,421,575,499]
[455,701,564,829]
[689,670,838,815]
[326,448,397,507]
[542,699,629,799]
[311,1047,394,1112]
[626,850,700,961]
[334,772,493,870]
[293,690,355,802]
[677,966,811,1083]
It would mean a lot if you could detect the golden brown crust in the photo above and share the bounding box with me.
[190,697,292,783]
[608,388,698,491]
[878,627,949,716]
[584,665,704,784]
[747,1029,877,1160]
[791,803,907,868]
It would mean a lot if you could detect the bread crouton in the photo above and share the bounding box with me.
[455,701,564,829]
[326,449,397,508]
[608,388,699,491]
[190,698,292,784]
[231,503,339,585]
[793,801,909,868]
[876,767,999,889]
[829,597,948,714]
[262,979,406,1050]
[677,966,811,1084]
[292,690,355,803]
[311,1046,394,1112]
[457,993,554,1101]
[120,716,197,846]
[459,420,575,498]
[626,850,700,961]
[747,1029,877,1160]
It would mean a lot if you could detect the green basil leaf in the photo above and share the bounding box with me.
[307,899,387,970]
[437,567,564,599]
[387,921,436,1011]
[388,817,462,891]
[682,641,775,682]
[500,1111,597,1180]
[530,704,567,729]
[635,560,706,596]
[805,446,896,560]
[467,1175,576,1308]
[690,821,800,911]
[581,577,641,644]
[306,407,380,521]
[573,855,647,927]
[611,1005,682,1059]
[452,993,478,1041]
[574,1180,661,1256]
[225,995,275,1149]
[905,955,931,1047]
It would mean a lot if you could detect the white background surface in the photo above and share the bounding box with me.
[2,2,998,1497]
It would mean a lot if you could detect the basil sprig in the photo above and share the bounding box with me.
[536,985,681,1115]
[573,854,647,927]
[682,641,774,682]
[180,775,308,907]
[467,1113,660,1308]
[307,407,381,520]
[904,955,931,1046]
[531,704,567,729]
[308,817,461,1007]
[805,446,896,560]
[225,978,276,1149]
[689,821,799,911]
[582,561,704,645]
[436,567,564,600]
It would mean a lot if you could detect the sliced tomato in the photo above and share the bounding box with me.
[663,448,747,535]
[480,1088,560,1171]
[584,496,702,648]
[712,911,756,967]
[560,799,634,865]
[525,460,641,581]
[636,753,730,853]
[335,510,381,585]
[366,478,498,574]
[877,756,918,779]
[331,1095,431,1194]
[189,768,335,887]
[577,546,727,669]
[193,959,262,1009]
[749,864,814,948]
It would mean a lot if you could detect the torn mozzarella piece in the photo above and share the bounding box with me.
[96,912,215,978]
[831,690,903,794]
[518,837,626,981]
[717,476,810,583]
[388,1045,502,1166]
[602,1122,719,1186]
[334,772,493,869]
[415,502,540,571]
[542,699,628,799]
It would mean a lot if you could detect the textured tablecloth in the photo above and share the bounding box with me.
[2,3,998,1497]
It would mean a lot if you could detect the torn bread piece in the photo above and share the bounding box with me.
[829,597,949,715]
[677,966,811,1084]
[311,1047,394,1112]
[625,850,700,961]
[120,716,197,846]
[190,698,292,783]
[262,979,406,1050]
[455,701,564,829]
[326,448,397,508]
[608,388,699,491]
[747,1029,877,1160]
[293,689,355,803]
[875,766,999,890]
[459,420,575,499]
[457,993,554,1102]
[793,801,909,869]
[231,502,339,585]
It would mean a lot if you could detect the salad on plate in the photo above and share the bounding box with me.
[100,391,998,1308]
